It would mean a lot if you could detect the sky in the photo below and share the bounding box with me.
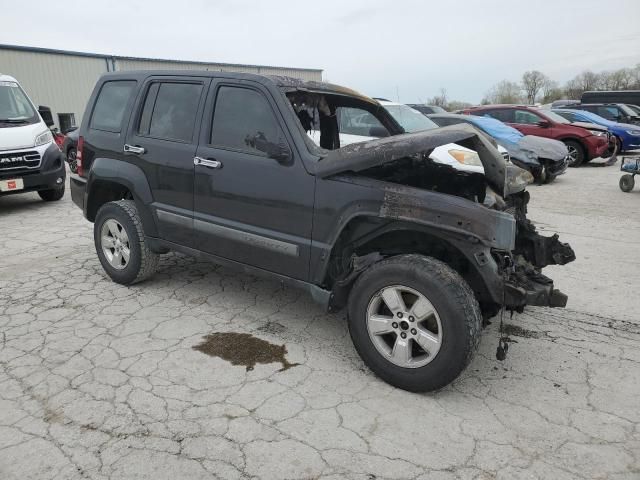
[1,0,639,103]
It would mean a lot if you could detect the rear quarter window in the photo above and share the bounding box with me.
[90,80,136,132]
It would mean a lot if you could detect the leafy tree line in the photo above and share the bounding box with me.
[424,64,640,110]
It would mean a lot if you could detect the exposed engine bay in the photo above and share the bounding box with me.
[282,84,576,314]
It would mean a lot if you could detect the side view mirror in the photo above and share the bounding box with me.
[245,132,293,165]
[38,105,55,127]
[537,120,550,128]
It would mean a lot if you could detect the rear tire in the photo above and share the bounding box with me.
[564,140,585,167]
[38,184,65,201]
[620,174,635,193]
[347,254,482,392]
[67,148,78,174]
[94,200,159,285]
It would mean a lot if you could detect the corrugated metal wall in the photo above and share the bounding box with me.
[114,58,323,81]
[0,46,322,129]
[0,49,107,129]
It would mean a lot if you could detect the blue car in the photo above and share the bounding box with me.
[553,109,640,152]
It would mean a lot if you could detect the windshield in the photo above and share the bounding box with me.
[627,104,640,115]
[558,109,612,126]
[543,110,570,124]
[383,104,439,132]
[619,104,639,117]
[0,81,38,123]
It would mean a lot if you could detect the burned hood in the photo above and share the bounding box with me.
[316,124,507,193]
[518,135,568,161]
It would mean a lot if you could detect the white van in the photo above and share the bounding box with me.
[0,74,65,201]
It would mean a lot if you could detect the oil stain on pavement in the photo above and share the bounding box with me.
[193,332,299,371]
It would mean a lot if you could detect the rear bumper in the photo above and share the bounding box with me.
[70,173,87,213]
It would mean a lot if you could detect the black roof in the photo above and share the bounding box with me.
[98,70,377,104]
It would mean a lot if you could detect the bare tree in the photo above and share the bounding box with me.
[483,81,523,104]
[540,79,562,103]
[522,70,549,104]
[599,68,633,90]
[447,100,473,112]
[428,88,448,107]
[631,64,640,89]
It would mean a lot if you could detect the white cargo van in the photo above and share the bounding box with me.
[0,74,65,201]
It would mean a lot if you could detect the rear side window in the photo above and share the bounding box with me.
[481,109,515,123]
[90,81,136,132]
[210,86,281,154]
[138,82,203,142]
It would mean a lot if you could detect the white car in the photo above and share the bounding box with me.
[378,101,511,173]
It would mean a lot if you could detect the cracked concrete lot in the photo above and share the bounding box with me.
[1,161,639,480]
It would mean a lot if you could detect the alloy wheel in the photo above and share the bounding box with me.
[100,219,131,270]
[67,149,78,173]
[366,285,443,368]
[566,146,579,165]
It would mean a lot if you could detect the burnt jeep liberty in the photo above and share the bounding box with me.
[70,71,575,392]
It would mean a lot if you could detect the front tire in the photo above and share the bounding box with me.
[94,200,159,285]
[347,254,482,392]
[38,184,65,201]
[563,140,585,167]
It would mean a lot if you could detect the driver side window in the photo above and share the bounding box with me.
[514,110,543,125]
[210,86,283,156]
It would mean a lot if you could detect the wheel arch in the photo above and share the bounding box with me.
[86,158,158,237]
[558,136,587,152]
[324,215,500,316]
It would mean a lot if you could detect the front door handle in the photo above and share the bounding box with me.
[194,157,223,169]
[124,144,146,155]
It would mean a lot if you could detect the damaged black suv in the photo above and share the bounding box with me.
[70,71,575,392]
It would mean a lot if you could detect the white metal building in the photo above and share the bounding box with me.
[0,44,323,130]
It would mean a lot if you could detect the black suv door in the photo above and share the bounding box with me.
[193,80,315,281]
[125,76,209,246]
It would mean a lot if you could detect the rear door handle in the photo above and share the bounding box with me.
[124,144,146,155]
[194,157,222,169]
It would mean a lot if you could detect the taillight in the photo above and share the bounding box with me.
[76,136,84,176]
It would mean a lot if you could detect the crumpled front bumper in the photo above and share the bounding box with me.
[504,258,571,309]
[501,190,576,310]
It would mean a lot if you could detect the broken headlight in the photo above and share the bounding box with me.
[506,165,534,194]
[448,149,483,166]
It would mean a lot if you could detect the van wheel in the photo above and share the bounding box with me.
[94,200,159,285]
[38,184,65,201]
[563,140,585,167]
[347,254,482,392]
